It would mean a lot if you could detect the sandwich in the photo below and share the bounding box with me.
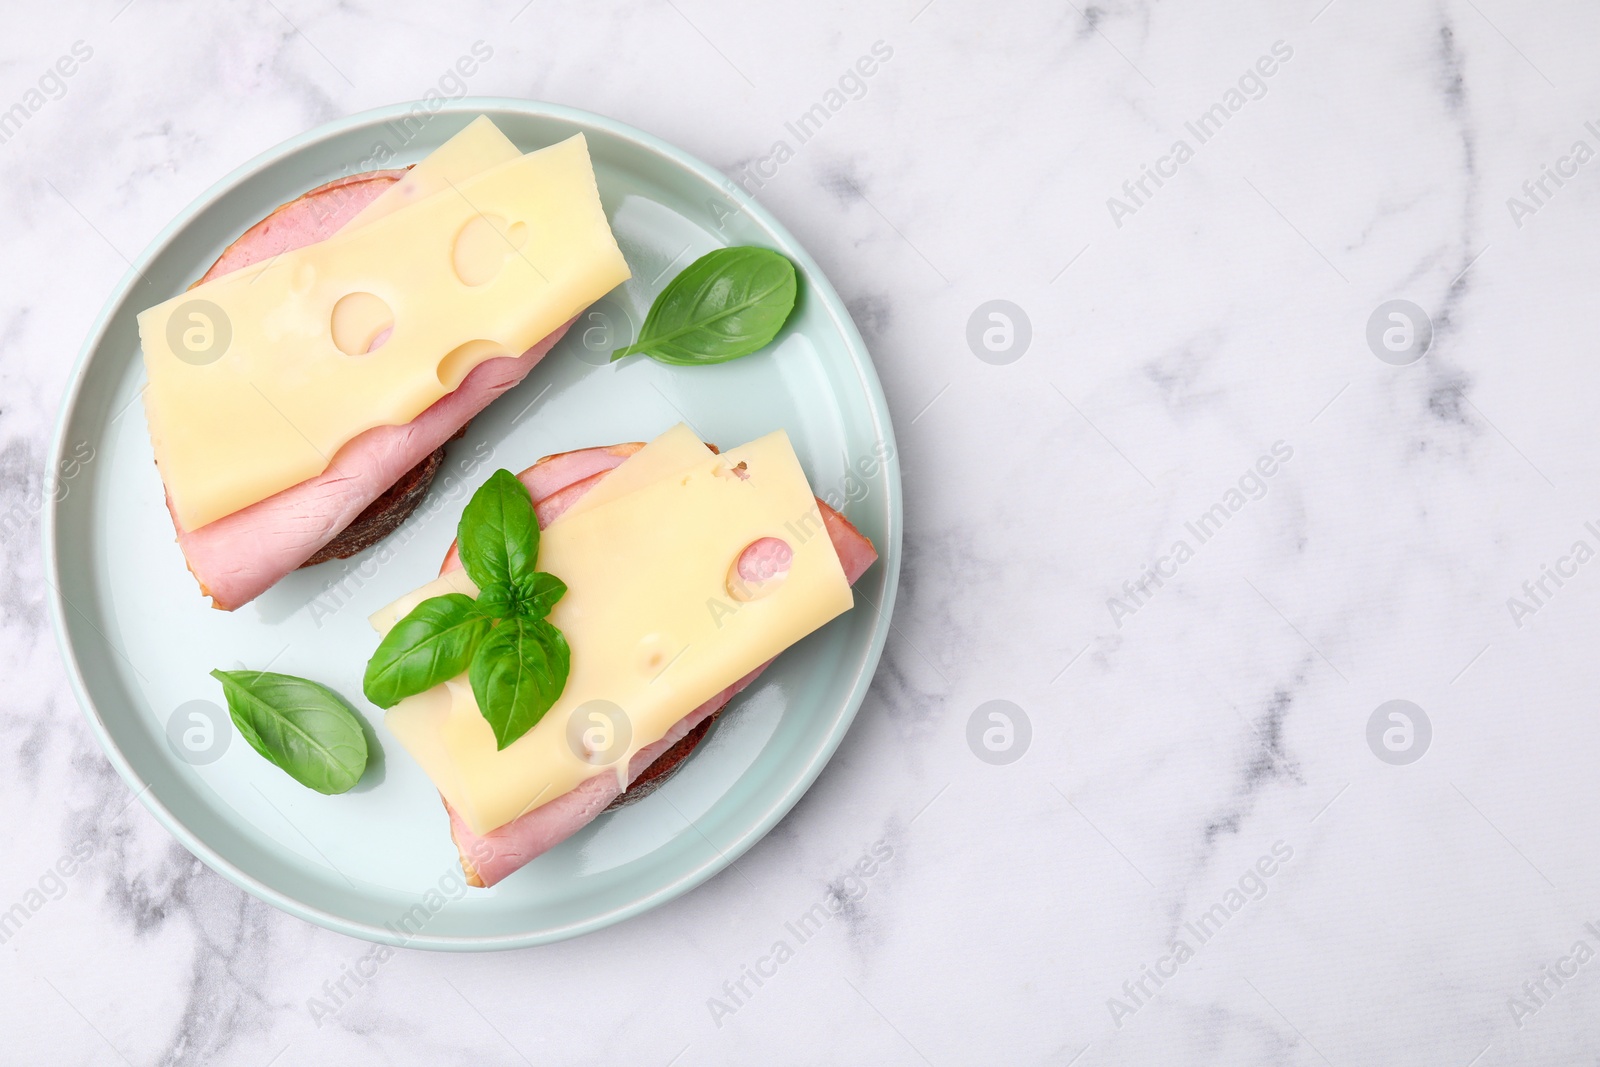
[367,424,877,886]
[136,117,629,609]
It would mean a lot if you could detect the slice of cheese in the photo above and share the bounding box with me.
[375,430,853,836]
[140,133,631,530]
[345,116,521,230]
[553,422,712,524]
[366,423,715,632]
[330,119,521,358]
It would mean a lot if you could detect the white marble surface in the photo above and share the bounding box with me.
[6,0,1600,1062]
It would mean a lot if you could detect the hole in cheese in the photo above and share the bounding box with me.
[452,213,528,287]
[727,537,792,602]
[330,291,395,355]
[437,339,509,390]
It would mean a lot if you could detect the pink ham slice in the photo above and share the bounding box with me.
[170,170,578,610]
[195,171,409,285]
[439,445,878,887]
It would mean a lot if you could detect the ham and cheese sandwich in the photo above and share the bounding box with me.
[137,117,630,609]
[371,426,877,887]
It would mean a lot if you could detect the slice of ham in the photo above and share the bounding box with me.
[169,169,577,610]
[439,444,878,887]
[194,171,410,286]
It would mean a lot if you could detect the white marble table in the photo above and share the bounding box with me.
[5,0,1600,1063]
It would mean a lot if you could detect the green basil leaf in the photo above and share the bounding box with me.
[469,617,570,750]
[476,572,565,620]
[519,572,567,618]
[458,469,539,590]
[475,582,519,621]
[611,246,797,365]
[210,669,369,795]
[363,593,492,709]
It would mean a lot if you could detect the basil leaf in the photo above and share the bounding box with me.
[475,582,519,621]
[477,572,565,620]
[611,246,797,365]
[519,572,567,618]
[468,617,570,750]
[457,469,538,590]
[363,593,492,709]
[210,669,369,795]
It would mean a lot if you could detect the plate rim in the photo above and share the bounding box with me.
[43,98,901,950]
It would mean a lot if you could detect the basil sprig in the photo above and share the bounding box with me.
[611,246,798,365]
[362,469,571,750]
[211,669,369,795]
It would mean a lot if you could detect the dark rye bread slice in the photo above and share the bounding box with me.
[195,166,462,571]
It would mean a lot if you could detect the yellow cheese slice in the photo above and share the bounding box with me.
[345,116,520,230]
[366,423,715,631]
[140,133,631,530]
[554,422,712,524]
[329,120,522,352]
[374,430,852,836]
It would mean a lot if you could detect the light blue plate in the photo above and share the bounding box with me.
[44,100,900,949]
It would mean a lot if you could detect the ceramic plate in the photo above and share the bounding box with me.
[44,100,899,949]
